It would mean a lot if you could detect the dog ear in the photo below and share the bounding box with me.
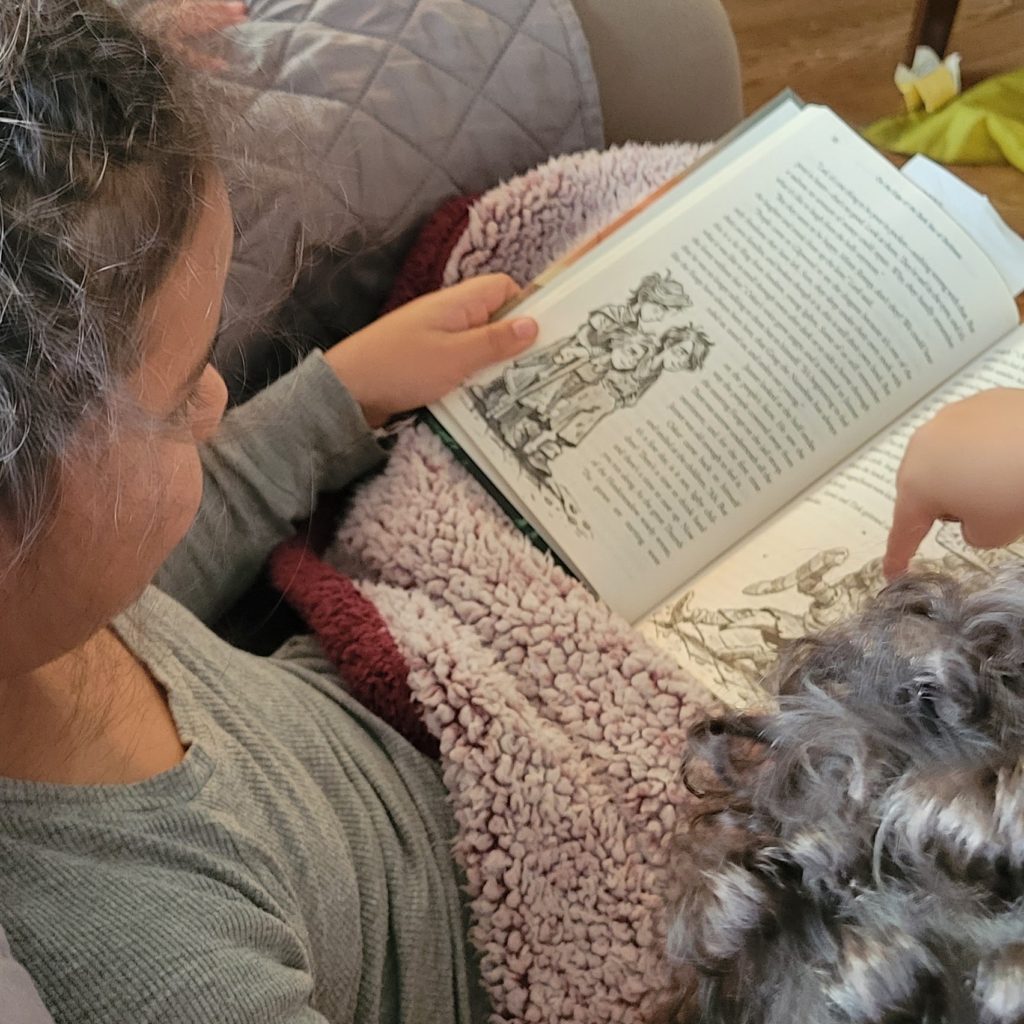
[682,715,771,801]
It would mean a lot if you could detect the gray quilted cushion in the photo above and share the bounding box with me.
[208,0,604,393]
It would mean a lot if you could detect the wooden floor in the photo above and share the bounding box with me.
[720,0,1024,250]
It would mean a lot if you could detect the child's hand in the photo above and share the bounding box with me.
[325,275,539,427]
[139,0,247,71]
[884,388,1024,579]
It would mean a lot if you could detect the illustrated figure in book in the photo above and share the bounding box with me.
[653,548,866,700]
[471,270,712,482]
[653,523,1024,703]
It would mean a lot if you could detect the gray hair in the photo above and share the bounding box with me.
[660,569,1024,1024]
[0,0,212,555]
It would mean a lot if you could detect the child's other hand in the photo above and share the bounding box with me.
[325,275,539,427]
[139,0,247,71]
[884,388,1024,580]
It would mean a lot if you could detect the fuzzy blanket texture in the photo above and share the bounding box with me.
[274,142,719,1023]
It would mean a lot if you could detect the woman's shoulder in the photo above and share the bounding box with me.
[1,884,319,1019]
[0,733,362,1023]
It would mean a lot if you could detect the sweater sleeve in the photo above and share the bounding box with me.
[155,351,384,623]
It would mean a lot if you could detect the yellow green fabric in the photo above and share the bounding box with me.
[864,66,1024,172]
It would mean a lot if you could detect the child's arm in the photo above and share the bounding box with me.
[884,388,1024,579]
[156,275,537,623]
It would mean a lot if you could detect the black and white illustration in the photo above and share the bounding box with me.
[652,523,1024,707]
[470,271,713,489]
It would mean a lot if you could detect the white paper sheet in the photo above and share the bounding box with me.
[902,155,1024,295]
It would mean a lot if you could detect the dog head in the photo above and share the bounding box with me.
[662,570,1024,1024]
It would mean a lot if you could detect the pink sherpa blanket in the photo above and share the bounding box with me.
[277,143,720,1023]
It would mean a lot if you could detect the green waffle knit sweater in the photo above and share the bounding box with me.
[0,354,482,1024]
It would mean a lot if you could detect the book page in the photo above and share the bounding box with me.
[500,94,805,306]
[434,106,1018,625]
[641,324,1024,711]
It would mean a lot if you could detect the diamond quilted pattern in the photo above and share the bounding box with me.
[488,28,583,141]
[370,46,482,164]
[464,0,534,24]
[250,0,414,37]
[402,2,514,78]
[207,0,603,389]
[441,93,551,191]
[268,28,389,101]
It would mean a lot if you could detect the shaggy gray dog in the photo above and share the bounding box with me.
[661,570,1024,1024]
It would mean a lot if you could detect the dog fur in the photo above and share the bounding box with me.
[661,570,1024,1023]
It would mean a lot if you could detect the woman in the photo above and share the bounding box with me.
[0,3,536,1020]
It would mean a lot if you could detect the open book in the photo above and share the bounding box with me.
[430,95,1024,710]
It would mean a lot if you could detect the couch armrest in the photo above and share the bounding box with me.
[570,0,743,144]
